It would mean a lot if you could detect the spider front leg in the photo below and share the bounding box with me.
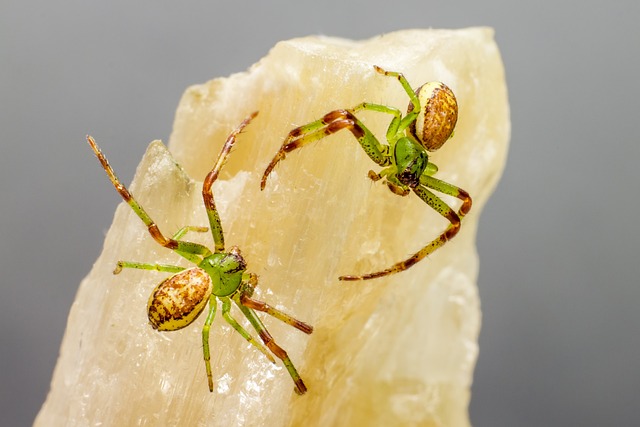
[372,65,421,135]
[87,136,213,262]
[203,111,258,253]
[219,297,275,364]
[339,176,471,281]
[261,109,391,190]
[261,66,423,191]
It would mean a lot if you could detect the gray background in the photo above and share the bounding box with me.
[2,1,639,425]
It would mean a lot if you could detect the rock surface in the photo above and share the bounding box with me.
[36,28,509,426]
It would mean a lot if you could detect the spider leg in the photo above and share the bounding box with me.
[113,262,186,275]
[172,225,208,240]
[419,175,472,217]
[238,274,313,334]
[116,226,206,272]
[87,136,212,260]
[339,179,471,281]
[261,109,391,190]
[220,297,275,364]
[240,296,313,335]
[350,102,404,142]
[202,294,218,391]
[202,112,258,253]
[170,226,210,263]
[373,66,421,134]
[233,295,308,395]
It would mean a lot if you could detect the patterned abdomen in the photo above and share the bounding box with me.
[147,267,213,331]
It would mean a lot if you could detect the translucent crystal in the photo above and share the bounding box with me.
[36,28,509,427]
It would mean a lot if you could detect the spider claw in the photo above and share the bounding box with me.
[113,262,123,275]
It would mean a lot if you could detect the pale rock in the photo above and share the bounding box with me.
[36,28,509,426]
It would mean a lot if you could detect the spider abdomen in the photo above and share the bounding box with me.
[408,81,458,152]
[147,267,213,331]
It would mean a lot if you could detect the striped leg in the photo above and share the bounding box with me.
[339,176,471,281]
[234,295,308,395]
[261,109,390,190]
[202,112,258,252]
[87,136,212,261]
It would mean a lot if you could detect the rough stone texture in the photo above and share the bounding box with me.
[36,28,509,426]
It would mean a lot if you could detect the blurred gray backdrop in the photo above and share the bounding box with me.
[2,1,639,425]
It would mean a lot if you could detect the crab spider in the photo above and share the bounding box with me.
[261,66,472,281]
[87,112,312,394]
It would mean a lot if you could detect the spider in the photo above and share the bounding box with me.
[87,112,312,395]
[261,66,472,281]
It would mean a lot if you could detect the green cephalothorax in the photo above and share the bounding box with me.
[199,247,246,297]
[87,112,312,395]
[261,66,472,281]
[394,137,429,189]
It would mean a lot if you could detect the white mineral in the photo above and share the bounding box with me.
[36,28,509,426]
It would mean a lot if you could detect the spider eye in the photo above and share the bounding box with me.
[221,248,246,274]
[394,138,428,188]
[407,82,458,152]
[202,250,246,297]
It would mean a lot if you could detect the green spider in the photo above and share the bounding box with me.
[261,66,472,281]
[87,112,312,395]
